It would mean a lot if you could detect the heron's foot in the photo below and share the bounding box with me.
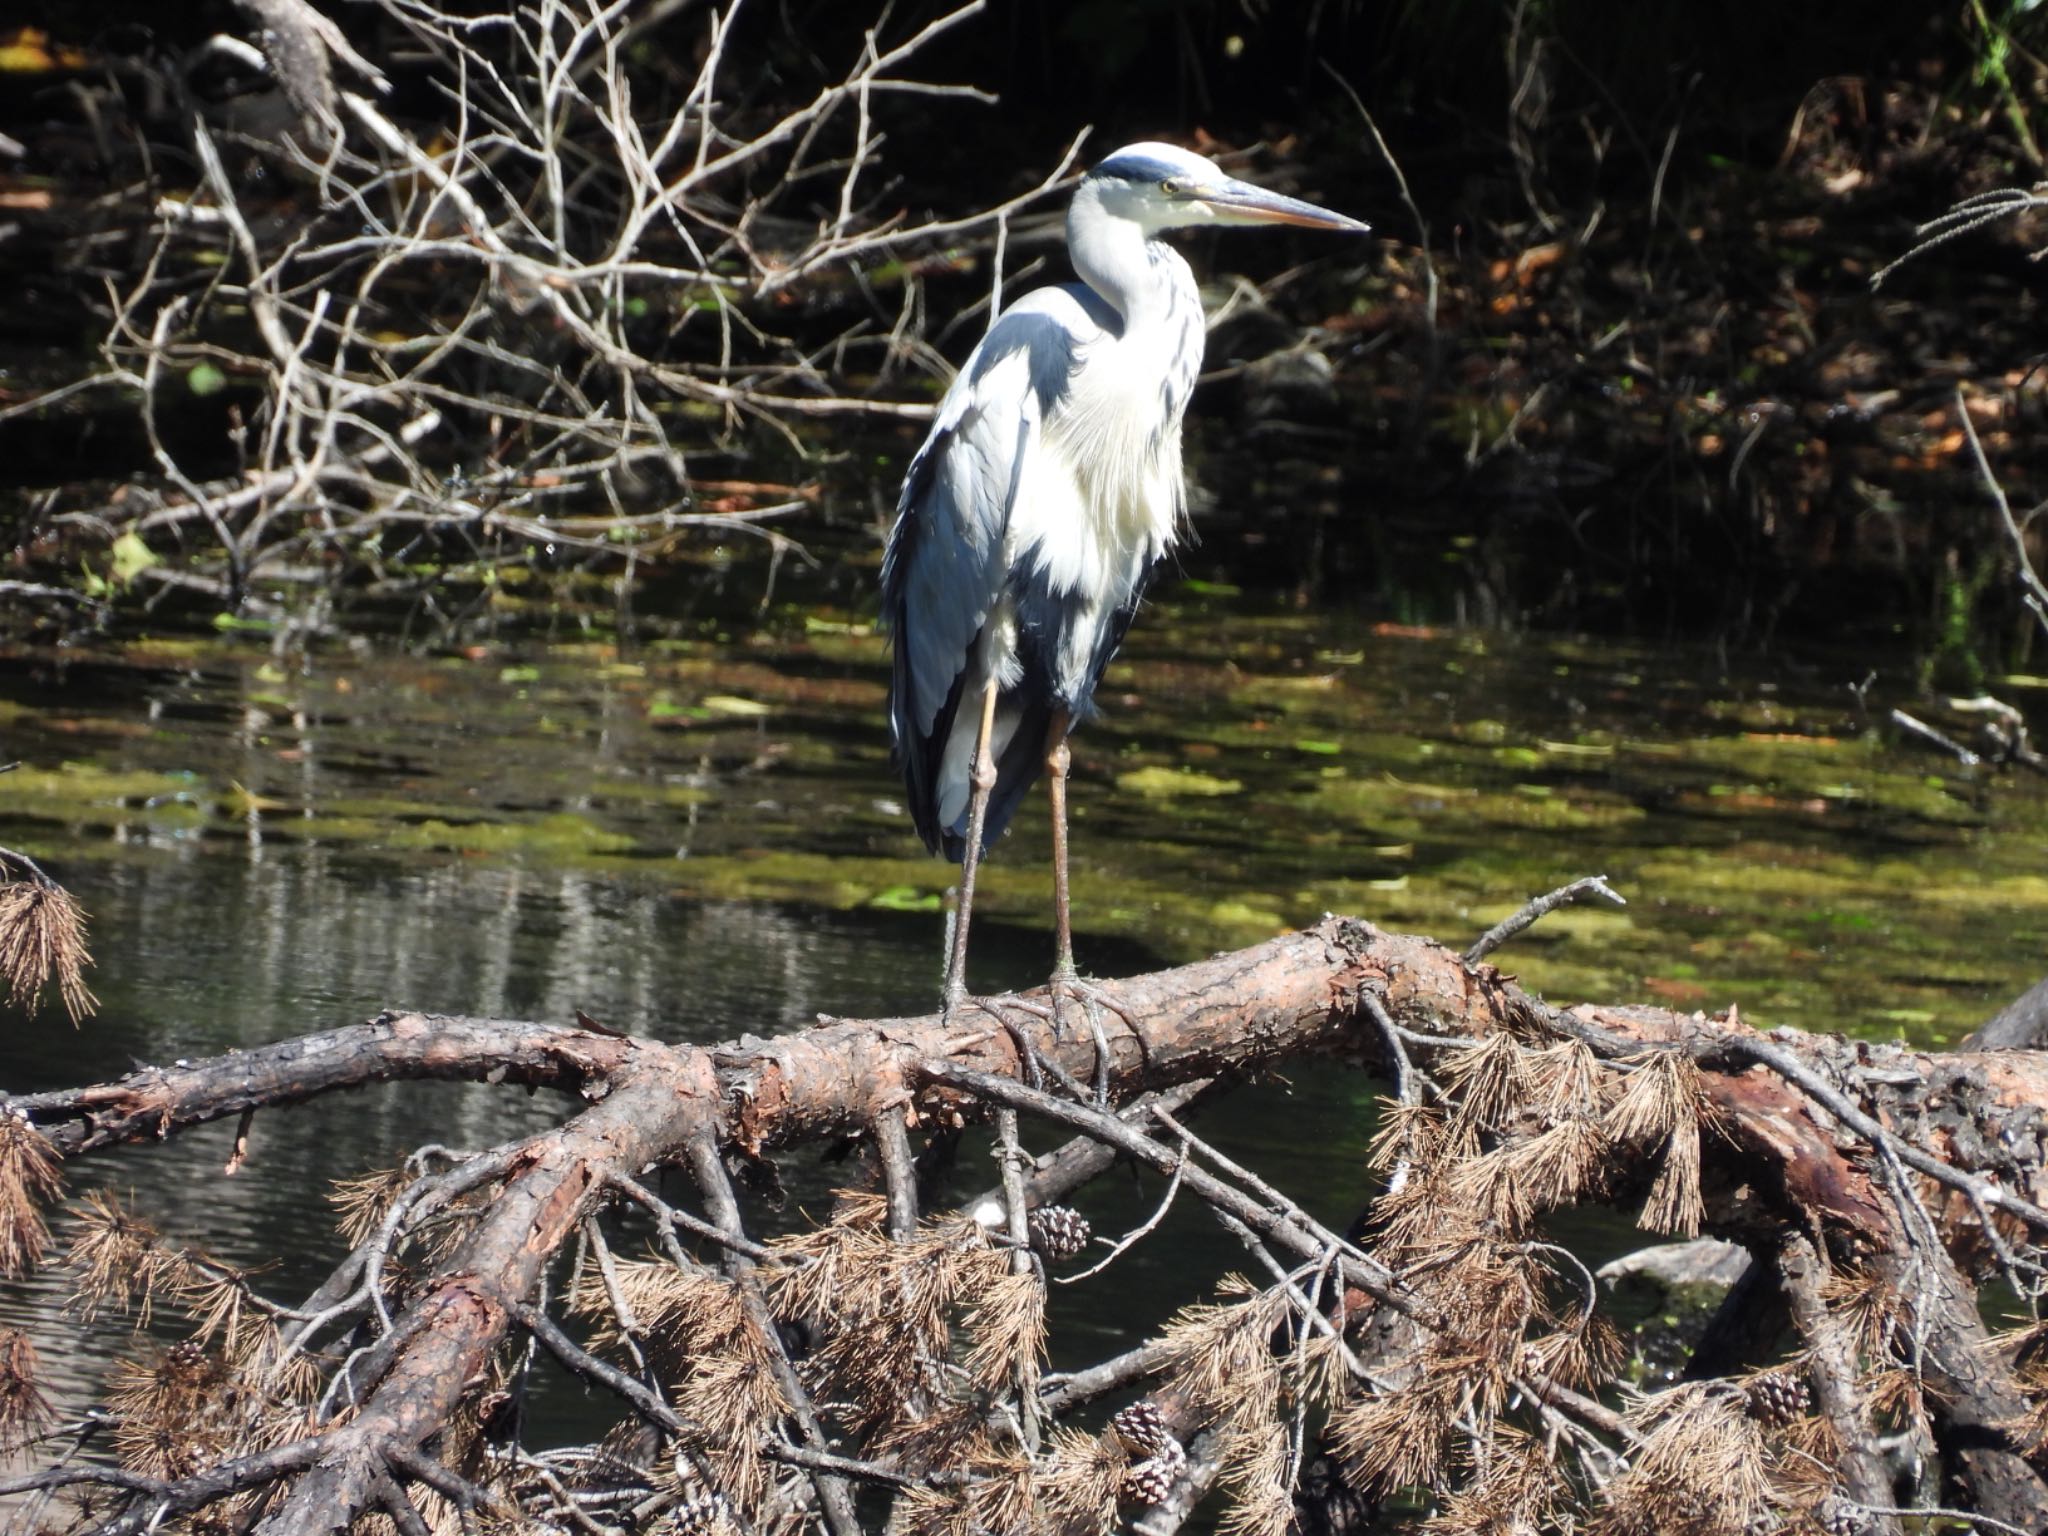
[1046,958,1081,1039]
[992,1011,1048,1092]
[1047,967,1116,1107]
[940,977,971,1027]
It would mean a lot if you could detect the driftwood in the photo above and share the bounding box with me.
[4,911,2048,1536]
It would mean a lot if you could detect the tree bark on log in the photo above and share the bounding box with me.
[29,919,2048,1235]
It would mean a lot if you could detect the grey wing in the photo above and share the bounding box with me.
[879,300,1084,854]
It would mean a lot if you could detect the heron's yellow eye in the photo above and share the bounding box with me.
[1160,177,1186,195]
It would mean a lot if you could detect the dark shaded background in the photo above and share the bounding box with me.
[5,0,2045,663]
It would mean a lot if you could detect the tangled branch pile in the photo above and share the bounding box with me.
[9,0,1071,640]
[2,911,2046,1535]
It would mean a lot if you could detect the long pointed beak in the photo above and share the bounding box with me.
[1203,179,1370,233]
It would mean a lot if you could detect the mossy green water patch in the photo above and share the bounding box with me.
[1697,697,1810,730]
[1217,672,1348,712]
[1883,870,2048,910]
[700,694,773,718]
[384,813,636,857]
[7,763,200,803]
[1306,771,1645,836]
[1465,788,1647,831]
[3,762,212,808]
[120,637,222,661]
[313,796,463,821]
[1206,898,1289,937]
[1538,738,1617,759]
[1316,773,1470,813]
[1650,736,1980,826]
[869,885,943,913]
[660,851,955,913]
[1635,852,1886,901]
[1117,766,1244,799]
[799,632,887,668]
[655,845,1317,960]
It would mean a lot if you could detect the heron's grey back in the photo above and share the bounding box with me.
[880,293,1106,854]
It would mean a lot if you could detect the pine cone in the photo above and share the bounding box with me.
[670,1484,731,1535]
[1816,1495,1870,1536]
[1124,1439,1188,1506]
[1027,1205,1092,1261]
[1744,1369,1810,1426]
[1109,1400,1170,1457]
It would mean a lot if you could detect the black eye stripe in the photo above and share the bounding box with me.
[1092,154,1190,185]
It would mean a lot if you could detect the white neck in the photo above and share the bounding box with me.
[1066,182,1182,332]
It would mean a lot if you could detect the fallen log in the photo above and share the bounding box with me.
[5,914,2046,1536]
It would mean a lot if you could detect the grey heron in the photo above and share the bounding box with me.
[880,141,1368,1009]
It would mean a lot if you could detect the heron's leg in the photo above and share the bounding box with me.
[1045,709,1076,981]
[1044,710,1111,1089]
[942,678,1002,1012]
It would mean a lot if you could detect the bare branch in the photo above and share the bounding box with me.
[1464,874,1627,964]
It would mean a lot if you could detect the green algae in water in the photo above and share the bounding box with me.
[2,764,217,833]
[384,813,637,857]
[1116,766,1244,799]
[5,763,207,806]
[870,885,944,913]
[5,622,2046,1049]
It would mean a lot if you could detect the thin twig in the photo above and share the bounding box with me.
[1465,875,1627,964]
[604,1169,782,1266]
[1057,1133,1189,1284]
[1955,381,2048,646]
[1891,708,1982,768]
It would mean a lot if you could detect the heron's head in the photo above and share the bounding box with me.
[1084,142,1369,236]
